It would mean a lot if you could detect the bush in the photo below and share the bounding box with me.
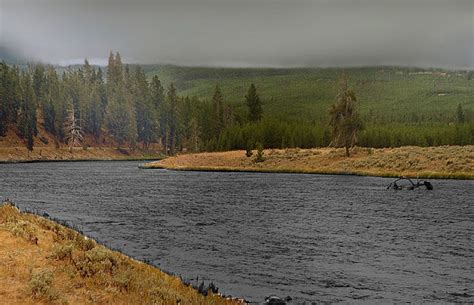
[113,268,133,291]
[245,142,253,157]
[29,269,58,300]
[74,235,96,251]
[74,247,118,277]
[50,244,73,261]
[6,221,38,244]
[254,142,265,162]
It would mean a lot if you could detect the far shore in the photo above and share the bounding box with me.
[0,146,164,164]
[143,146,474,180]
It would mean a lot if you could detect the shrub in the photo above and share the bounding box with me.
[6,221,38,244]
[254,142,265,162]
[50,244,73,261]
[74,247,118,277]
[74,235,96,251]
[245,142,253,157]
[29,269,59,300]
[113,268,133,291]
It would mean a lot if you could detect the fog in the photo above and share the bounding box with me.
[1,0,473,68]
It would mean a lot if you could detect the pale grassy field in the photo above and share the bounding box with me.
[0,203,244,305]
[145,146,474,179]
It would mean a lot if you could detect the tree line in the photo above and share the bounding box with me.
[1,53,473,156]
[0,52,239,154]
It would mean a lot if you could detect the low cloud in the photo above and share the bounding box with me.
[1,0,473,68]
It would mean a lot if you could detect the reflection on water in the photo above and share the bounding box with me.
[1,161,473,303]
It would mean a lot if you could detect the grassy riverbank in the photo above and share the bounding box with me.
[0,202,244,304]
[144,146,474,179]
[0,146,163,163]
[0,126,164,163]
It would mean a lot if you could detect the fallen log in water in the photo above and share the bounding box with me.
[387,177,433,190]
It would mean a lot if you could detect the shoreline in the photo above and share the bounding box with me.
[143,146,474,180]
[144,165,473,180]
[1,157,162,164]
[0,146,165,164]
[0,202,245,304]
[144,164,474,180]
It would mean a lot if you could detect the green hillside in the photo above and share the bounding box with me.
[145,65,474,125]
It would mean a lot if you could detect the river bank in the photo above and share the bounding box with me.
[0,202,244,304]
[143,146,474,179]
[0,146,164,163]
[0,127,164,163]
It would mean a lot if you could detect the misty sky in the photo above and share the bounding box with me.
[1,0,473,68]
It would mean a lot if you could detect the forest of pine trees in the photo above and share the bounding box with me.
[0,52,473,155]
[0,52,238,154]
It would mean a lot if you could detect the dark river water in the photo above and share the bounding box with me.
[1,161,473,304]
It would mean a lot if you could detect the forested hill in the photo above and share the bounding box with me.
[146,65,474,124]
[1,54,473,155]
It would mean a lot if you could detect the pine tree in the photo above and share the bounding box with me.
[211,85,225,138]
[456,103,465,124]
[105,51,136,147]
[0,64,21,135]
[328,74,363,157]
[132,66,157,149]
[18,72,37,151]
[166,83,178,155]
[0,62,11,135]
[32,64,46,104]
[245,83,262,122]
[150,75,166,150]
[42,67,59,134]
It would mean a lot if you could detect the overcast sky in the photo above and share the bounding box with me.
[1,0,473,68]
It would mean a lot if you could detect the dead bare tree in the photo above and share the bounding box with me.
[64,108,84,152]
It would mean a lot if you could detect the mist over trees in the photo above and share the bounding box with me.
[0,55,473,155]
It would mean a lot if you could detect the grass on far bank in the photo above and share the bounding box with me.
[0,202,244,305]
[144,146,474,180]
[0,146,164,163]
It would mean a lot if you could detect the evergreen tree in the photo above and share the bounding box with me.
[95,67,108,135]
[18,72,37,151]
[0,62,19,135]
[42,67,60,134]
[245,83,262,122]
[211,85,225,138]
[166,83,178,155]
[32,64,46,104]
[133,66,157,149]
[80,59,102,139]
[107,51,123,86]
[456,103,465,124]
[105,51,136,147]
[150,75,166,149]
[328,74,363,157]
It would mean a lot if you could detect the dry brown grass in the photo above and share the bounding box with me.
[145,146,474,179]
[0,203,244,305]
[0,127,163,162]
[0,146,162,163]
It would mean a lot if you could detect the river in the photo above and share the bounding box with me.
[1,161,473,303]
